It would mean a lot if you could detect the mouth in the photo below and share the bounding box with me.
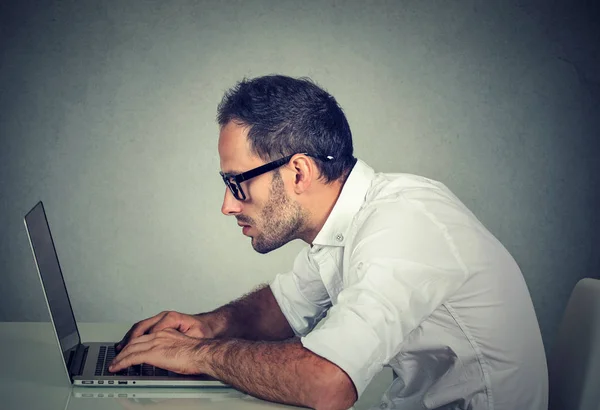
[237,222,251,235]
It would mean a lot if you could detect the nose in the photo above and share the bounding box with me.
[221,188,242,216]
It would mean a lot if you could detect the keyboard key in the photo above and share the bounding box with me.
[155,367,169,377]
[142,364,154,376]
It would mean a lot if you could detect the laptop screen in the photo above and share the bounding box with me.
[24,201,80,357]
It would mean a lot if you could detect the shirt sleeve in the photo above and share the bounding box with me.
[301,197,471,397]
[270,246,332,337]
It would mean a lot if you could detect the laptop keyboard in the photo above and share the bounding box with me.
[95,345,170,377]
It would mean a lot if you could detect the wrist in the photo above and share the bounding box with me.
[195,311,230,339]
[194,339,212,375]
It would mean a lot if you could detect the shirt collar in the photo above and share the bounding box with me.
[312,159,375,247]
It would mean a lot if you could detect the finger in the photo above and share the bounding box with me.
[114,332,174,364]
[124,329,180,354]
[109,340,156,372]
[158,328,183,336]
[116,312,167,350]
[116,323,147,351]
[117,338,158,359]
[109,351,142,373]
[127,312,168,340]
[155,328,195,342]
[123,332,158,348]
[148,312,187,335]
[112,331,179,368]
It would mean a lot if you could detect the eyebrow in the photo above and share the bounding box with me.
[221,169,243,177]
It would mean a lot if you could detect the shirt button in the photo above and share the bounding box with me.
[336,234,344,242]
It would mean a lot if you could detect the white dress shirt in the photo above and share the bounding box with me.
[270,159,548,410]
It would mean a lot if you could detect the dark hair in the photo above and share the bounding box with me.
[217,75,356,182]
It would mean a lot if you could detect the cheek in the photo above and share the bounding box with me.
[243,178,271,204]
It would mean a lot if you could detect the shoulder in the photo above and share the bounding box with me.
[347,173,473,254]
[358,172,460,227]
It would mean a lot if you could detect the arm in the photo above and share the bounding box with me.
[198,337,357,410]
[113,249,346,407]
[126,246,328,344]
[112,277,355,408]
[201,285,295,341]
[197,288,360,408]
[117,285,294,348]
[109,330,357,410]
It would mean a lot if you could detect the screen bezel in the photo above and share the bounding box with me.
[24,201,82,380]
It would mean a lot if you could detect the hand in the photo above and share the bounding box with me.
[116,311,215,351]
[109,328,207,375]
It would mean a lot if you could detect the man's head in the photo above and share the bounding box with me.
[217,75,356,253]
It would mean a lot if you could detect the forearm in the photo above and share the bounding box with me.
[198,285,294,341]
[197,337,356,410]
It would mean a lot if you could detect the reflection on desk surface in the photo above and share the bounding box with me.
[72,386,246,400]
[69,386,303,410]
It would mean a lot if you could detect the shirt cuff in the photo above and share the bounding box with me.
[301,305,385,397]
[270,273,325,337]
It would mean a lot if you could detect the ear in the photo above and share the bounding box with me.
[288,154,315,195]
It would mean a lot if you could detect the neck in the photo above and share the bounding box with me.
[299,179,345,245]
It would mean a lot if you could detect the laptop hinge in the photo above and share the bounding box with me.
[68,344,89,377]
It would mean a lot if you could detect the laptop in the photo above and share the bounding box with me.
[24,201,226,388]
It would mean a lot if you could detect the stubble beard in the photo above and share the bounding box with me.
[251,171,307,254]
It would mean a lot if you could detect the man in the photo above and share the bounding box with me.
[110,75,548,410]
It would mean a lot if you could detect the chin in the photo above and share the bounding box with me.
[250,239,267,254]
[251,243,271,255]
[251,238,289,254]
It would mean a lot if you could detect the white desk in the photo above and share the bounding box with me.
[0,322,391,410]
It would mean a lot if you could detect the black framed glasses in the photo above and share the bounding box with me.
[220,153,334,201]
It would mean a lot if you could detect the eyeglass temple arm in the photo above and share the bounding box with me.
[234,153,334,183]
[233,156,291,183]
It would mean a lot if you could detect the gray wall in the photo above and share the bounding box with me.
[1,0,598,353]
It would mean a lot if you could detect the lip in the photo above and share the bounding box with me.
[237,222,251,233]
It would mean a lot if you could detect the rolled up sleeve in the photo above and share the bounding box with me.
[301,200,470,396]
[270,246,332,337]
